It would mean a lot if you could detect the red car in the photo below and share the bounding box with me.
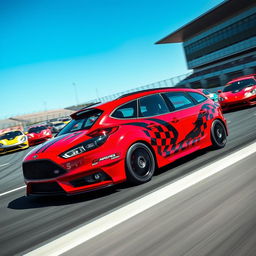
[218,74,256,111]
[27,125,53,146]
[22,88,227,196]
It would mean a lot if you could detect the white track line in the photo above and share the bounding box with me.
[0,186,26,197]
[26,141,256,256]
[0,163,9,167]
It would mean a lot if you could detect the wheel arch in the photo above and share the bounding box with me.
[130,140,159,169]
[214,118,228,136]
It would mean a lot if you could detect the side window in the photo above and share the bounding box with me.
[164,92,195,110]
[139,94,169,117]
[112,100,137,119]
[189,92,208,104]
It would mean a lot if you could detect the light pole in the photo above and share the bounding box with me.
[43,101,48,121]
[72,82,79,106]
[96,88,100,102]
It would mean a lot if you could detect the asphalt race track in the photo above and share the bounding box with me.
[0,106,256,256]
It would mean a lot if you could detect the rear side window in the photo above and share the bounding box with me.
[164,92,195,110]
[112,100,137,119]
[139,94,169,117]
[189,92,207,103]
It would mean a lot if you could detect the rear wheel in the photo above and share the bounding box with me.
[125,143,155,185]
[211,120,227,149]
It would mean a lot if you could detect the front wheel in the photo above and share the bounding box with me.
[125,143,155,185]
[211,120,227,149]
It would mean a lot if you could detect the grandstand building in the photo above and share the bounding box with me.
[156,0,256,88]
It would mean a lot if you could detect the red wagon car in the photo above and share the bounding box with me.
[23,88,228,196]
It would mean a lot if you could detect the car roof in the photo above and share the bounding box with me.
[72,87,202,117]
[227,74,256,84]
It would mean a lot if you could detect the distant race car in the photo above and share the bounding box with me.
[218,74,256,111]
[0,130,29,154]
[51,121,66,133]
[23,88,228,196]
[58,117,71,124]
[200,89,219,103]
[26,125,53,146]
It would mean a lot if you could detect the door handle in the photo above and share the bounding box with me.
[147,123,157,128]
[170,118,179,123]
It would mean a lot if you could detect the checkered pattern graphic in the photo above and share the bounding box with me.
[144,124,177,157]
[145,104,217,157]
[125,103,217,158]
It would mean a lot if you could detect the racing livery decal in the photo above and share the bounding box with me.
[124,103,217,157]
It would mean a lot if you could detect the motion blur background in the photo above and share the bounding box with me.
[1,0,255,129]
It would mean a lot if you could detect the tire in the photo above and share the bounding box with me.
[125,143,155,185]
[211,120,227,149]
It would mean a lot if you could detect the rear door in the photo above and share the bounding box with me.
[162,91,200,153]
[137,93,199,157]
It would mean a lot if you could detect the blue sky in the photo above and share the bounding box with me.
[0,0,222,119]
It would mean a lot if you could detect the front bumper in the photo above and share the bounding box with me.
[28,136,52,145]
[220,95,256,111]
[23,151,126,196]
[0,142,29,154]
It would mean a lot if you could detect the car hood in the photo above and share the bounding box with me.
[27,130,49,138]
[221,85,255,99]
[0,136,22,145]
[220,89,245,101]
[26,130,90,157]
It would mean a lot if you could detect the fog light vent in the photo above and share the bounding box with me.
[70,171,111,187]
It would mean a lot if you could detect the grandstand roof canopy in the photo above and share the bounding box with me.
[156,0,256,44]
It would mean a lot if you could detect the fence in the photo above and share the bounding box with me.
[1,72,192,130]
[86,72,192,104]
[0,110,74,130]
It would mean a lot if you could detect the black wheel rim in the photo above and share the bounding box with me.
[130,148,152,178]
[214,123,226,145]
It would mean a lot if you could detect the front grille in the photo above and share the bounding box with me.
[249,97,256,102]
[32,139,46,144]
[70,172,111,187]
[30,182,65,194]
[23,160,66,180]
[228,102,246,108]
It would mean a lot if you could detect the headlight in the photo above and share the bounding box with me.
[245,89,256,97]
[20,136,27,142]
[219,97,225,101]
[60,126,118,159]
[60,135,107,159]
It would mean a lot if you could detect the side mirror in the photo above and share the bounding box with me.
[25,132,28,135]
[217,90,222,94]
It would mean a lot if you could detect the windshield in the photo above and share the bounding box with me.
[54,123,65,127]
[0,131,22,140]
[58,109,102,136]
[28,126,47,133]
[223,79,256,92]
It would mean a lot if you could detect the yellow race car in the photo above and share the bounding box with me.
[0,130,29,154]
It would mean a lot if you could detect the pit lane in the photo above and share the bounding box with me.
[0,106,255,255]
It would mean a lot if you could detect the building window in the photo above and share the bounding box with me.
[184,13,256,62]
